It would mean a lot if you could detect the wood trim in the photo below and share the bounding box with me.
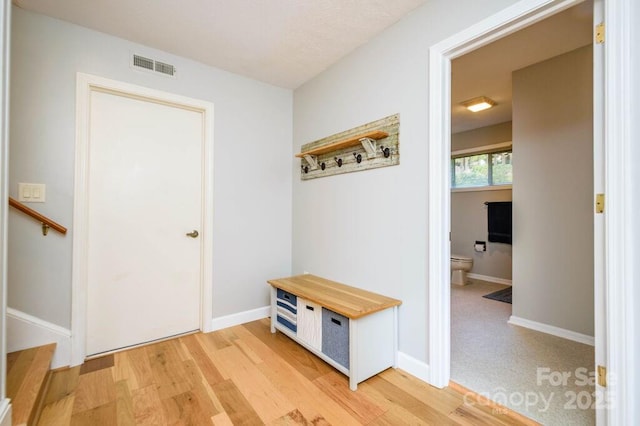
[8,196,67,234]
[448,381,542,426]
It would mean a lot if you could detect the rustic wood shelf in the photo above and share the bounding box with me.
[296,114,399,180]
[295,130,388,158]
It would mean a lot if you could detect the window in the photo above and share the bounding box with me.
[452,150,512,189]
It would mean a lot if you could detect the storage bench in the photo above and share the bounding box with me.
[267,274,401,390]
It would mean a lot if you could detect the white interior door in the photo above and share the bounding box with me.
[86,89,203,356]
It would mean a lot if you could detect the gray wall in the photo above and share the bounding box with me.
[452,121,512,151]
[512,45,593,336]
[9,7,293,328]
[293,0,518,363]
[451,122,512,280]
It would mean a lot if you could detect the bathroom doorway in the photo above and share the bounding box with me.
[446,2,596,424]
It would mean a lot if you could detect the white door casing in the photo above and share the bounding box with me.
[0,0,11,423]
[600,0,634,424]
[72,73,214,364]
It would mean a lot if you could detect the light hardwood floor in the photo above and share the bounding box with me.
[7,343,56,425]
[37,319,536,425]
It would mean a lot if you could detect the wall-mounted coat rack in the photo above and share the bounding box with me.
[296,114,400,180]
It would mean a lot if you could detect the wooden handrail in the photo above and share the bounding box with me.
[8,197,67,235]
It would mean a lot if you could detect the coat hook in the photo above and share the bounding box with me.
[301,164,309,174]
[380,146,390,158]
[334,157,343,167]
[353,152,362,164]
[321,162,326,171]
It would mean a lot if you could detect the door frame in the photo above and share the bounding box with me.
[71,73,214,366]
[428,0,634,423]
[0,0,10,423]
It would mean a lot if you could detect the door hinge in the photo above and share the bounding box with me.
[595,193,605,214]
[597,365,607,387]
[595,23,605,44]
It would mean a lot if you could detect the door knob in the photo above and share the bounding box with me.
[186,230,199,238]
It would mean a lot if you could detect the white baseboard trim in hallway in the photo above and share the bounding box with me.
[508,315,594,346]
[211,306,270,331]
[7,308,72,369]
[467,273,512,286]
[0,399,11,426]
[9,305,273,369]
[397,352,430,385]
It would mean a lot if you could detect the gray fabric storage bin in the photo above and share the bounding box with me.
[322,308,349,368]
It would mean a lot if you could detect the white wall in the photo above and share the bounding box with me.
[512,46,593,336]
[293,0,518,364]
[630,0,640,412]
[451,122,512,280]
[9,7,292,329]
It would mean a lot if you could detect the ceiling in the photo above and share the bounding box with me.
[12,0,592,129]
[451,1,593,134]
[13,0,426,89]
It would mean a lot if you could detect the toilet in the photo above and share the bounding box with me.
[451,254,473,285]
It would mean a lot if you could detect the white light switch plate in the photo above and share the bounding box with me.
[18,183,46,202]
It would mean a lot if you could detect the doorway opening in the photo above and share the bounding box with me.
[426,0,608,423]
[448,4,595,423]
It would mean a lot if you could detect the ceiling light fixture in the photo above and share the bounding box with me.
[461,96,496,112]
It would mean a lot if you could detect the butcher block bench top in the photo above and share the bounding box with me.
[267,274,401,319]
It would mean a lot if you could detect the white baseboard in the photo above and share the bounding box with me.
[397,351,430,384]
[8,305,271,369]
[467,273,512,286]
[7,308,72,369]
[508,315,594,346]
[211,306,270,331]
[0,399,11,426]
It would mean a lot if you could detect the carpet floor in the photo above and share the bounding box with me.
[451,279,595,425]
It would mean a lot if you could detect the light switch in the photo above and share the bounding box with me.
[18,183,46,202]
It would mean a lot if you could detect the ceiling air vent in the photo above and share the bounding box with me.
[154,61,176,77]
[132,54,154,71]
[132,54,176,78]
